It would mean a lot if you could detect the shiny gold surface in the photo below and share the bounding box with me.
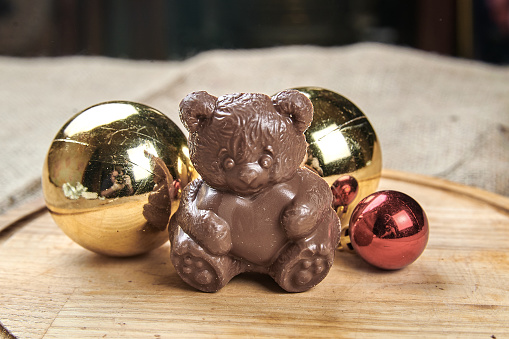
[294,87,382,227]
[42,101,197,256]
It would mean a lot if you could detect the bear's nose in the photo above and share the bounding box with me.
[239,167,258,185]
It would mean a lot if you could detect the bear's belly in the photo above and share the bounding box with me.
[216,184,295,266]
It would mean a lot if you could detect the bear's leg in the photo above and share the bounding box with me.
[272,209,339,292]
[170,226,239,292]
[272,243,334,292]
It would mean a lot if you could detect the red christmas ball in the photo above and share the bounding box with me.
[331,175,359,210]
[349,190,429,270]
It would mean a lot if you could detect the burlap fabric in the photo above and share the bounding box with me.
[1,43,508,213]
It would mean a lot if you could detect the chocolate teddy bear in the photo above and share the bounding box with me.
[169,90,340,292]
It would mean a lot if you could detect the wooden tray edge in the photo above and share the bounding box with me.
[382,169,509,214]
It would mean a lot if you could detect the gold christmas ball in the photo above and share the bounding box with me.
[42,101,197,256]
[294,87,382,227]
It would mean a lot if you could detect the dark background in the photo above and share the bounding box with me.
[1,0,508,64]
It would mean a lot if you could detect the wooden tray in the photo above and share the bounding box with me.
[1,170,508,338]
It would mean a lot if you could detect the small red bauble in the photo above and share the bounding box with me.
[331,175,359,211]
[349,190,429,270]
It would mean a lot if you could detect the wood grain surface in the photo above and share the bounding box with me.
[1,170,508,338]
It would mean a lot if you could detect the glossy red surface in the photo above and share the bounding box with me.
[349,190,429,270]
[331,175,359,211]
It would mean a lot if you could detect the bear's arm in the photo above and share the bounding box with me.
[282,168,333,240]
[173,179,232,255]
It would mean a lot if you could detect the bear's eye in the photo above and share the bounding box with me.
[259,154,273,169]
[223,157,235,170]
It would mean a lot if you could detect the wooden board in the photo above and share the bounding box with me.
[1,170,508,338]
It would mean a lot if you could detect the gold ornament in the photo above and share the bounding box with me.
[42,101,197,256]
[294,87,382,227]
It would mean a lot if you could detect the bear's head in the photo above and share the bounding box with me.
[179,90,313,196]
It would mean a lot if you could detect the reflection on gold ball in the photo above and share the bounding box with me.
[42,101,197,256]
[294,87,382,227]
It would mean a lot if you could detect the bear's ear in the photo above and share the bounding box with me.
[271,89,313,133]
[179,91,217,133]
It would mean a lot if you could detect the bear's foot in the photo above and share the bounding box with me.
[273,243,334,293]
[171,227,237,292]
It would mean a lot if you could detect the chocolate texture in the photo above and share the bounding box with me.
[169,90,341,292]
